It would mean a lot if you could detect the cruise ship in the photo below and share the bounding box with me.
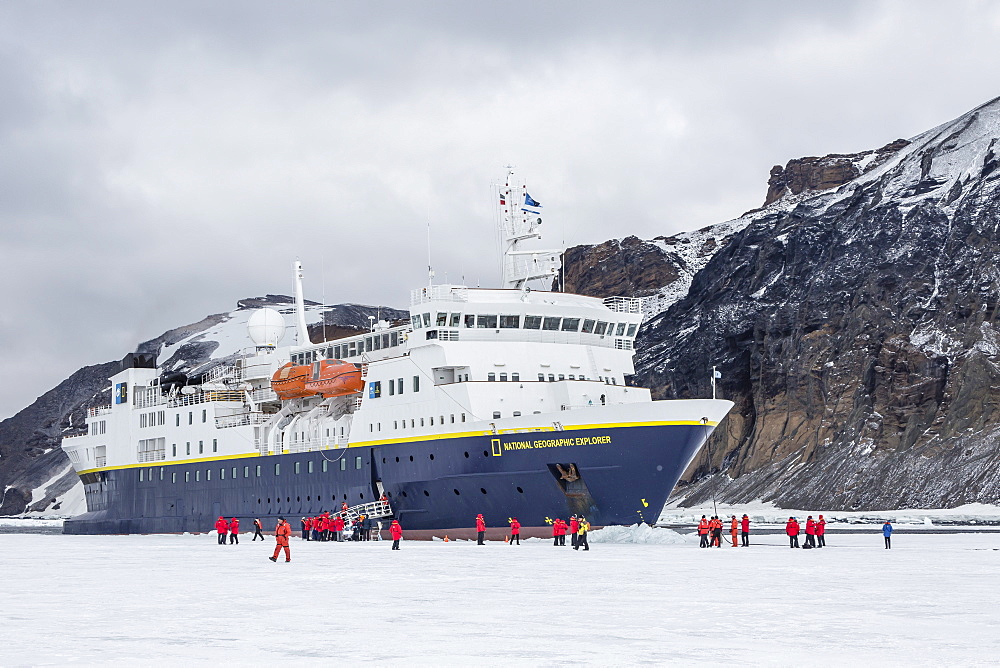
[61,172,733,536]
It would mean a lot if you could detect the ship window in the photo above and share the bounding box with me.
[430,417,434,426]
[393,420,398,429]
[322,461,328,472]
[450,414,455,423]
[513,411,521,417]
[423,490,430,496]
[616,322,627,336]
[188,412,193,425]
[212,439,217,453]
[139,469,144,482]
[202,409,207,423]
[185,471,190,483]
[512,372,520,382]
[175,414,180,427]
[453,489,460,495]
[413,376,419,392]
[488,373,496,382]
[275,463,280,475]
[198,441,204,454]
[523,315,542,329]
[542,317,561,330]
[391,332,399,347]
[627,323,638,337]
[294,462,300,474]
[493,411,501,419]
[595,321,609,335]
[341,458,347,471]
[558,374,565,380]
[449,313,461,327]
[499,315,520,329]
[348,342,357,356]
[477,314,498,328]
[373,336,381,351]
[568,374,575,380]
[172,444,177,457]
[582,319,596,333]
[172,472,177,483]
[255,465,261,477]
[420,418,425,427]
[220,468,225,480]
[422,313,431,327]
[538,373,545,382]
[461,413,466,422]
[205,469,210,481]
[160,468,164,481]
[548,374,555,382]
[389,380,395,396]
[397,378,403,394]
[411,315,422,330]
[463,314,475,328]
[436,312,447,326]
[562,318,581,332]
[355,456,362,470]
[186,442,191,456]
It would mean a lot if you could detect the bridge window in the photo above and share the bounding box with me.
[627,323,638,336]
[411,315,422,330]
[524,315,542,329]
[558,374,565,381]
[436,312,448,326]
[561,318,581,332]
[616,322,627,336]
[595,321,609,335]
[500,315,520,328]
[477,314,498,328]
[464,314,475,328]
[582,319,596,333]
[542,317,561,330]
[449,313,461,327]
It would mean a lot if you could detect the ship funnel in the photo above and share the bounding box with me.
[293,260,311,345]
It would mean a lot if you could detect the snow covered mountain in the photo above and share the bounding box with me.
[0,297,406,516]
[565,95,1000,510]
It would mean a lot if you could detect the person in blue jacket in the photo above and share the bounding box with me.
[882,520,893,549]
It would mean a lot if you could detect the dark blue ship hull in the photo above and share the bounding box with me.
[63,423,710,535]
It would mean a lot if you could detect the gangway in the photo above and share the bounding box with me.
[341,499,392,525]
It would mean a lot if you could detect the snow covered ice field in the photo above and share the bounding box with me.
[3,530,999,665]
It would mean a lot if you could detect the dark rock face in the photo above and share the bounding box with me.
[0,296,405,514]
[763,139,910,206]
[556,236,681,297]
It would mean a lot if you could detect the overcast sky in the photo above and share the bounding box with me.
[2,1,1000,419]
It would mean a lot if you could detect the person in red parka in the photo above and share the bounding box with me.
[697,515,710,548]
[729,515,739,547]
[229,517,240,545]
[785,517,800,548]
[509,517,521,545]
[214,516,228,545]
[816,514,827,548]
[805,516,816,548]
[302,517,311,541]
[710,516,724,547]
[333,514,344,542]
[476,514,486,545]
[740,514,750,547]
[569,515,580,548]
[269,517,292,562]
[389,519,403,550]
[552,518,562,546]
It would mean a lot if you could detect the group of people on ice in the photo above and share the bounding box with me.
[784,515,827,548]
[214,516,266,544]
[697,514,751,547]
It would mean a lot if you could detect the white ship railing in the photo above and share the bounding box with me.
[216,413,272,429]
[203,363,244,385]
[411,285,469,306]
[254,436,350,454]
[95,456,107,467]
[250,388,278,403]
[138,450,166,462]
[603,296,645,313]
[88,406,112,417]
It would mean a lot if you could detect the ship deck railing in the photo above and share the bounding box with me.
[134,390,247,410]
[342,500,393,523]
[603,296,646,313]
[216,412,272,429]
[254,436,350,455]
[88,405,112,417]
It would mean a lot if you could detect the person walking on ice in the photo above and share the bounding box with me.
[509,517,521,545]
[228,517,240,544]
[252,518,264,541]
[269,517,292,562]
[740,514,750,547]
[883,520,893,549]
[389,519,403,550]
[214,516,228,545]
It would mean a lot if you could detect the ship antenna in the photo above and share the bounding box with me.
[293,260,310,346]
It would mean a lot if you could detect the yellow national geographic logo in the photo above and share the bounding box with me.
[491,438,502,456]
[502,435,612,452]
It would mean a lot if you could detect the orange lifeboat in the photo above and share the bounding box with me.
[304,360,364,398]
[271,363,312,399]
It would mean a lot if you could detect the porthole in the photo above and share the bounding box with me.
[257,498,261,504]
[483,450,490,457]
[429,454,435,460]
[453,489,461,495]
[382,457,386,464]
[286,497,290,502]
[307,496,311,501]
[395,456,400,463]
[343,494,347,500]
[423,490,430,496]
[297,496,301,502]
[267,498,271,503]
[409,455,414,462]
[401,491,408,498]
[360,493,364,500]
[516,487,524,493]
[464,451,469,458]
[480,488,487,494]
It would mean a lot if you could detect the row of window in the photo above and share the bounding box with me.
[368,376,419,399]
[89,420,107,435]
[292,331,403,365]
[169,439,218,458]
[369,413,470,433]
[137,456,365,483]
[412,312,638,338]
[139,411,165,428]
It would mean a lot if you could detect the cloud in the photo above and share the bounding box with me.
[1,0,999,418]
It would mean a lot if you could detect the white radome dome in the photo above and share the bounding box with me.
[247,308,286,347]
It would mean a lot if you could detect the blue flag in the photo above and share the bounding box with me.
[524,193,542,208]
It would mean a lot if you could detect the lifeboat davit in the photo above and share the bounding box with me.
[271,360,364,400]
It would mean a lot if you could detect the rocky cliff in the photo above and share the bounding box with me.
[567,95,1000,510]
[0,297,406,515]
